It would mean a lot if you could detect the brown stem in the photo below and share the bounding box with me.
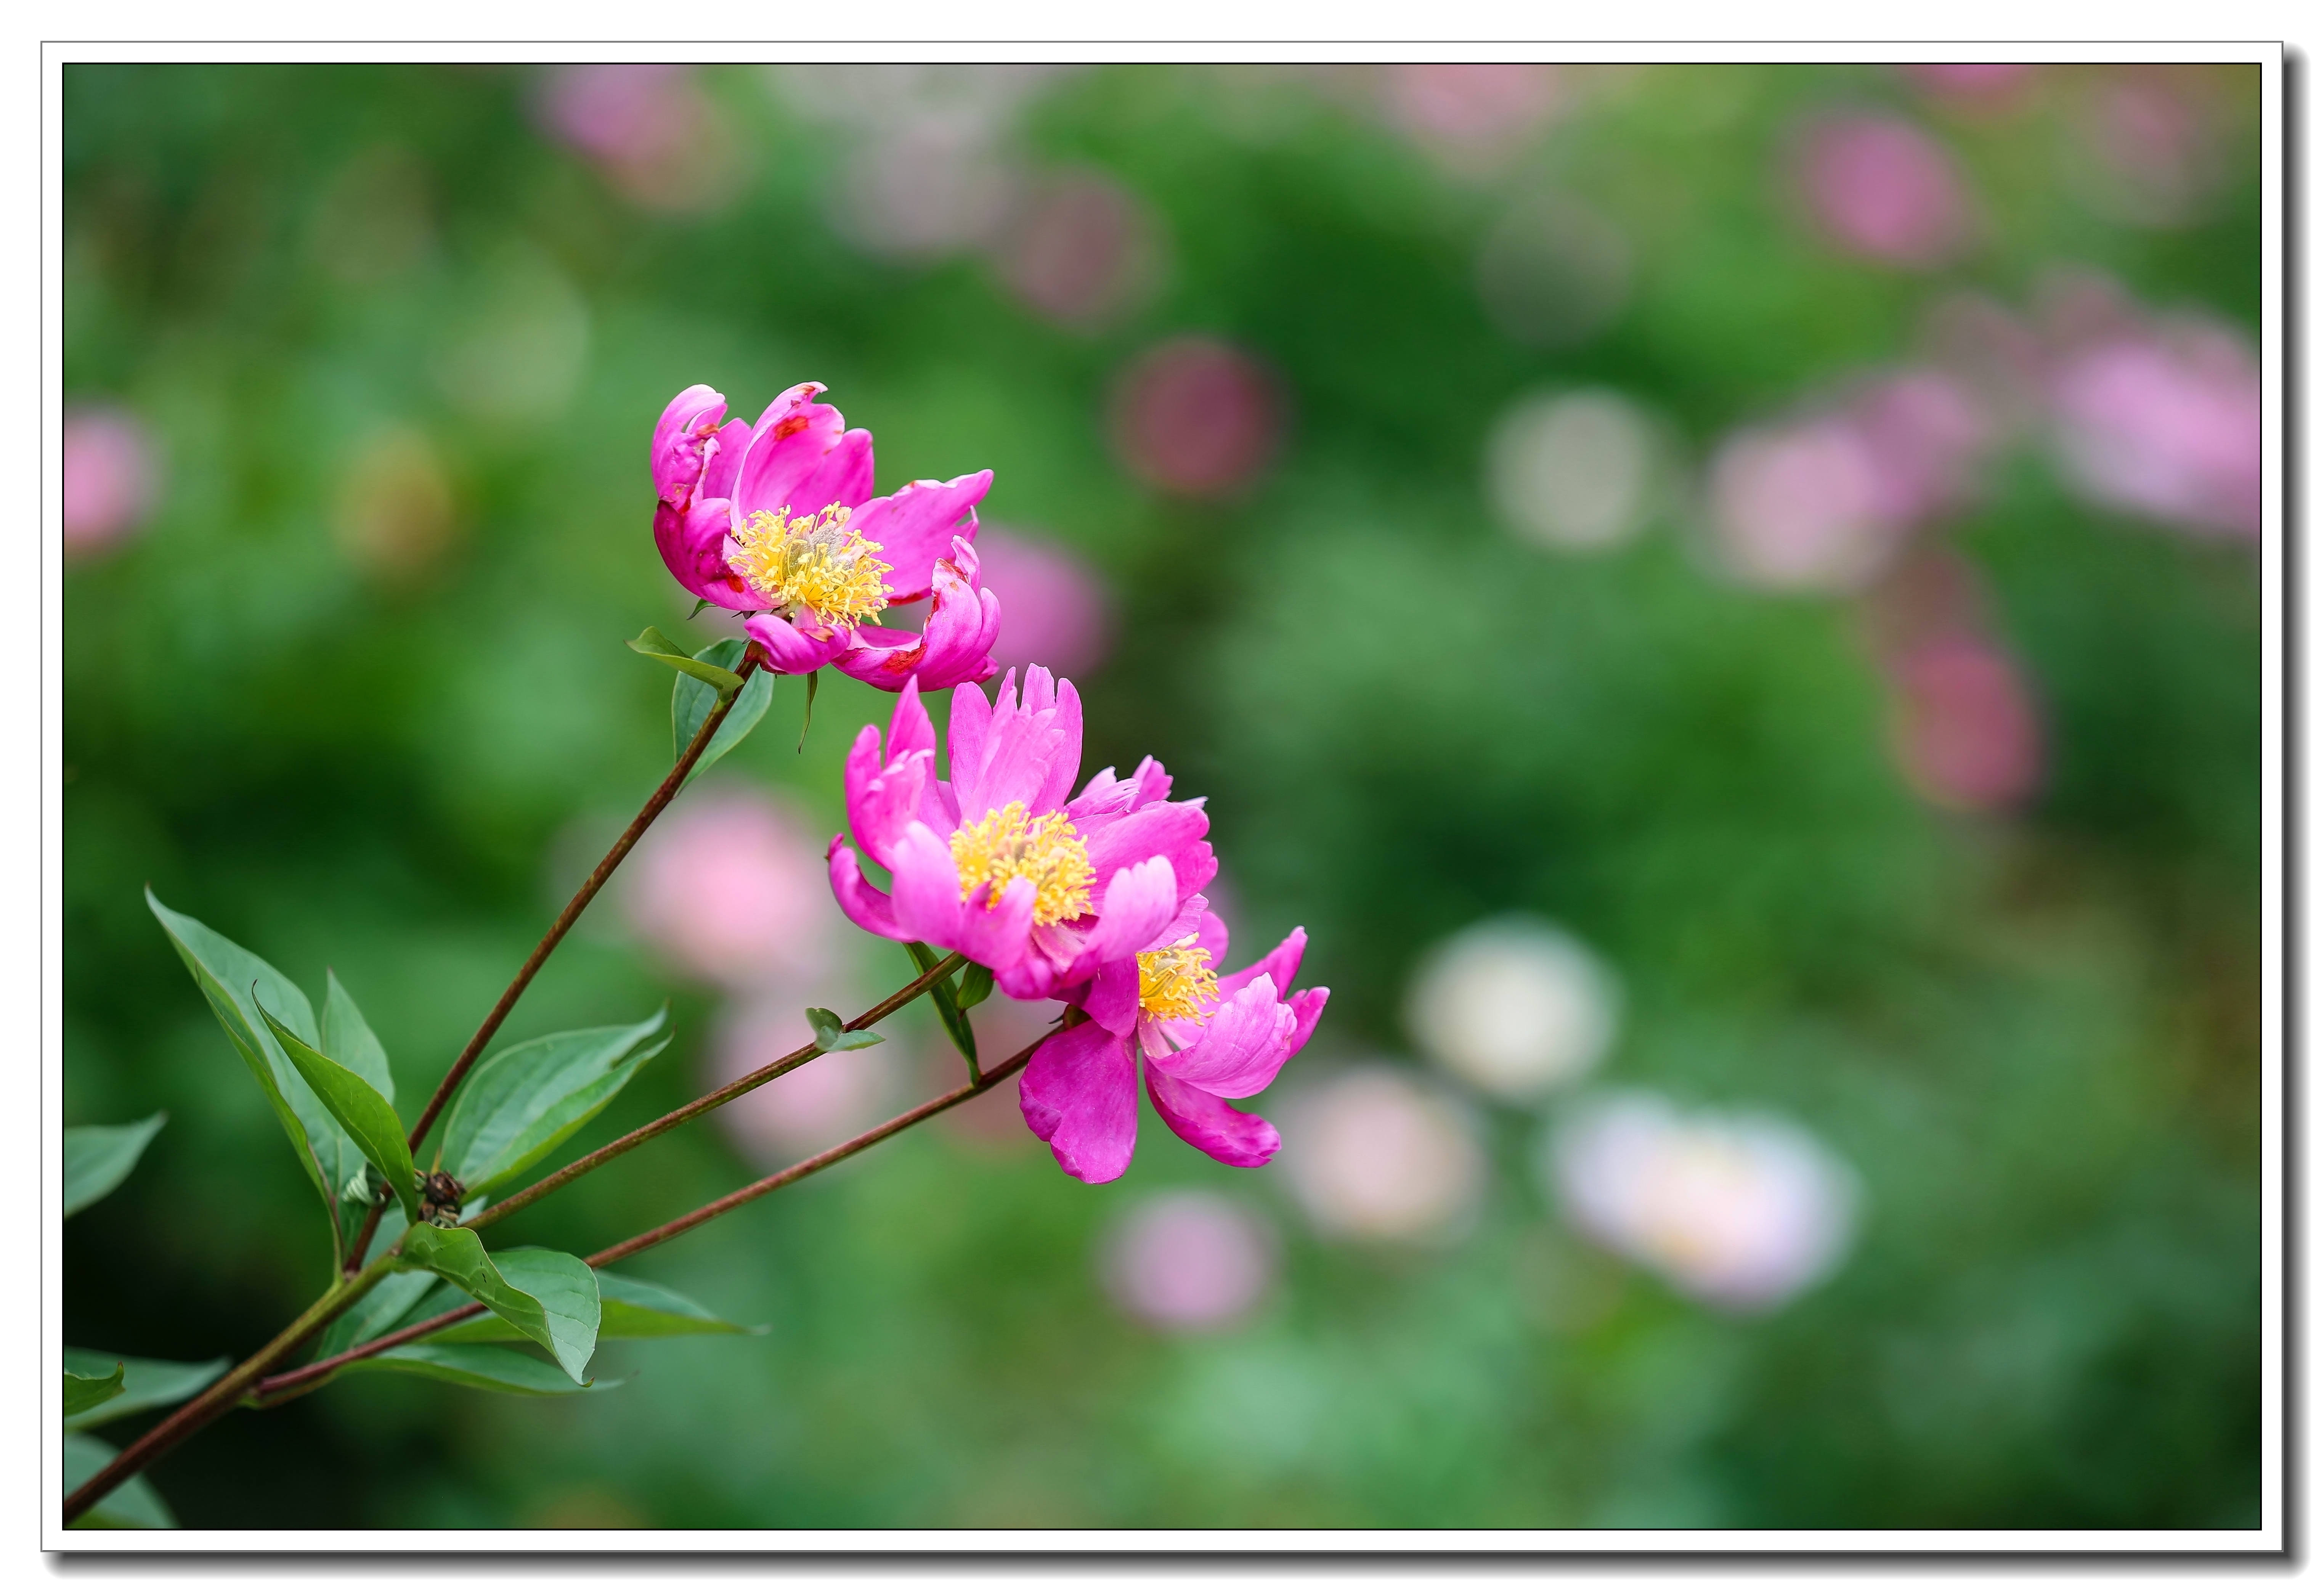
[249,1028,1051,1406]
[463,951,965,1234]
[63,1254,398,1526]
[344,653,762,1275]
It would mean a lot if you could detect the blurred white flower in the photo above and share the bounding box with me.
[1101,1190,1276,1332]
[1486,389,1665,554]
[1281,1066,1484,1243]
[1545,1092,1858,1312]
[1406,916,1619,1100]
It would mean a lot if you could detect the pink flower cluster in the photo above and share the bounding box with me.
[647,382,1328,1182]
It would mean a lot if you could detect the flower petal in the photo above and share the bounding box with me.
[850,471,993,603]
[1284,985,1330,1059]
[1218,927,1306,1002]
[1148,975,1296,1100]
[652,384,727,506]
[1080,954,1143,1036]
[1065,858,1180,982]
[655,498,754,609]
[1019,1022,1140,1184]
[1082,801,1213,900]
[732,383,874,519]
[826,838,905,941]
[952,876,1040,970]
[845,738,929,873]
[831,539,1001,694]
[741,613,851,676]
[1146,1067,1281,1169]
[885,821,967,948]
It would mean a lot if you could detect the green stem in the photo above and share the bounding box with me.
[344,651,763,1275]
[248,1025,1052,1405]
[462,951,966,1235]
[63,1252,400,1526]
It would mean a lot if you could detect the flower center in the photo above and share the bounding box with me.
[949,801,1095,927]
[1137,938,1218,1023]
[727,503,891,628]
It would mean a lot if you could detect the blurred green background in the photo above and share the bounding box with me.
[61,61,2262,1529]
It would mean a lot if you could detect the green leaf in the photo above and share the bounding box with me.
[672,637,774,785]
[905,942,978,1073]
[629,626,744,694]
[432,1269,760,1341]
[315,1209,436,1357]
[956,962,995,1012]
[257,1002,421,1223]
[146,889,350,1261]
[62,1113,166,1218]
[63,1350,229,1431]
[345,1342,614,1396]
[806,1007,884,1053]
[437,1012,668,1197]
[395,1228,599,1383]
[63,1365,124,1419]
[63,1433,175,1528]
[798,666,818,751]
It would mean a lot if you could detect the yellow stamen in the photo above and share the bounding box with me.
[1137,938,1218,1023]
[949,801,1094,927]
[728,502,891,628]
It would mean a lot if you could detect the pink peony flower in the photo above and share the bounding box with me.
[1795,113,1974,267]
[650,381,1002,691]
[63,406,161,557]
[2049,326,2261,541]
[1015,906,1326,1185]
[825,666,1217,987]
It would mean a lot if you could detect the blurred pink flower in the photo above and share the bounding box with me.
[63,406,160,557]
[2050,325,2261,541]
[536,65,744,215]
[710,996,896,1164]
[1101,1191,1276,1332]
[1547,1092,1857,1312]
[1795,113,1974,267]
[1111,338,1283,498]
[1883,634,2045,814]
[837,118,1021,260]
[1282,1066,1483,1243]
[1383,64,1563,171]
[993,169,1163,328]
[625,788,841,990]
[1707,417,1899,593]
[1708,369,1997,593]
[976,527,1114,678]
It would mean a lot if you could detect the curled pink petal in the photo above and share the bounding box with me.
[729,383,854,519]
[885,821,969,948]
[834,538,1002,692]
[741,613,851,676]
[1083,802,1213,899]
[1146,1068,1281,1169]
[1020,1022,1140,1184]
[1284,986,1329,1060]
[1218,927,1307,1002]
[952,876,1040,970]
[1080,954,1142,1036]
[1148,975,1296,1100]
[652,384,728,506]
[826,839,905,941]
[655,497,754,609]
[851,471,993,602]
[845,737,930,873]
